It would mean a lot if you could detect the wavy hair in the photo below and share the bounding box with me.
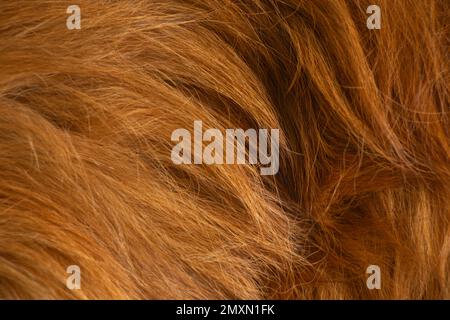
[0,0,449,299]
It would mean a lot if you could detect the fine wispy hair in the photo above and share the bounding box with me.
[0,0,449,299]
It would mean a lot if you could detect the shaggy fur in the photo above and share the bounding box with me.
[0,0,449,299]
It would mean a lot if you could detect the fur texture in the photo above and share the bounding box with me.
[0,0,449,299]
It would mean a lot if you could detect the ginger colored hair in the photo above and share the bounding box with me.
[0,0,449,299]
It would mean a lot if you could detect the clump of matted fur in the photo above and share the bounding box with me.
[0,0,449,299]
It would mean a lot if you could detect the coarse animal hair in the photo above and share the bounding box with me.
[0,0,449,299]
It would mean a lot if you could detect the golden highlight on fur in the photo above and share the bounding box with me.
[0,0,449,299]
